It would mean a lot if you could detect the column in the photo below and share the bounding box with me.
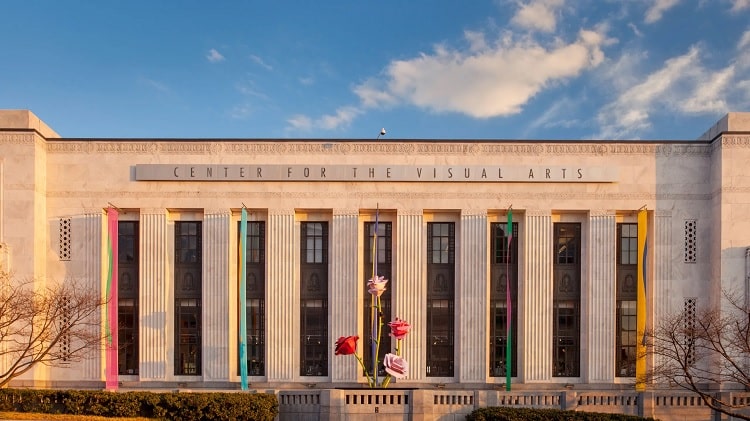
[522,210,552,381]
[394,210,424,381]
[62,210,105,381]
[458,210,487,382]
[654,210,672,370]
[139,209,169,380]
[587,211,615,383]
[266,209,296,382]
[330,209,359,382]
[202,210,231,381]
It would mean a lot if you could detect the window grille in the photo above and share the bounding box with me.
[363,221,392,376]
[490,222,518,377]
[426,222,455,377]
[174,221,202,376]
[118,221,139,375]
[300,222,328,376]
[59,218,71,261]
[616,223,638,377]
[684,220,697,263]
[59,295,72,362]
[240,221,266,376]
[553,223,581,377]
[684,298,697,366]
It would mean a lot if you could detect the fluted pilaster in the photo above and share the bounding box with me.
[202,210,230,381]
[139,210,168,379]
[654,211,672,370]
[80,211,104,380]
[458,210,488,382]
[330,209,359,382]
[587,211,615,382]
[523,210,552,381]
[394,210,424,381]
[266,209,296,382]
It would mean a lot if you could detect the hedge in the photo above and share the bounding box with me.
[467,406,658,421]
[0,388,278,421]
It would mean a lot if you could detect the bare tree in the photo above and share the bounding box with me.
[0,272,106,388]
[644,291,750,420]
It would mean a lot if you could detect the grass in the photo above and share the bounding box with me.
[0,412,155,420]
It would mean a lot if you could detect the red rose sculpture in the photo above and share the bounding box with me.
[335,335,359,355]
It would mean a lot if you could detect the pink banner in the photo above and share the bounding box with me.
[105,208,119,390]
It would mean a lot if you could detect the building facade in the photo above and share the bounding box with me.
[1,109,749,391]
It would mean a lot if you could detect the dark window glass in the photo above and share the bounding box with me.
[616,223,638,377]
[426,222,455,377]
[363,222,392,376]
[490,222,518,377]
[175,221,202,375]
[118,221,139,375]
[300,222,328,376]
[239,221,266,376]
[617,300,637,376]
[553,223,580,377]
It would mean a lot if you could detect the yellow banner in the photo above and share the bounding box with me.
[636,209,648,390]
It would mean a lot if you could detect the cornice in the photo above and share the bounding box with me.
[40,139,715,157]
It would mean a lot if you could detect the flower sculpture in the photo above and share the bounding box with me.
[334,275,410,388]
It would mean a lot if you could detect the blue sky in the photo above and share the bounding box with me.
[1,0,749,140]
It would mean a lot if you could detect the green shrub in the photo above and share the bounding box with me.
[467,407,658,421]
[0,388,279,421]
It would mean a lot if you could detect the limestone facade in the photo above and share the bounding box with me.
[1,109,749,390]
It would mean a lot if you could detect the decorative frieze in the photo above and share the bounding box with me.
[0,134,35,144]
[721,136,750,147]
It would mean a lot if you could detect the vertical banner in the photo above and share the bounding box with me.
[239,208,249,390]
[105,207,119,390]
[636,209,648,390]
[371,206,379,384]
[506,208,513,391]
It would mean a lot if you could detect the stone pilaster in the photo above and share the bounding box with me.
[266,209,296,382]
[202,210,231,381]
[139,209,169,380]
[522,210,552,381]
[458,210,488,382]
[587,211,616,383]
[654,210,672,371]
[330,209,359,382]
[394,210,424,381]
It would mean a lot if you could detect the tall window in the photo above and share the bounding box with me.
[490,222,518,377]
[118,221,139,375]
[175,221,202,375]
[553,223,580,377]
[363,221,392,375]
[300,222,328,376]
[426,222,455,377]
[616,223,638,377]
[240,221,266,375]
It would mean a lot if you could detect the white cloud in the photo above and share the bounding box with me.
[596,46,736,139]
[286,115,313,131]
[318,106,361,130]
[628,22,644,37]
[206,48,225,63]
[645,0,681,23]
[298,76,315,86]
[357,28,606,119]
[511,0,564,33]
[230,104,254,120]
[286,106,362,133]
[738,30,750,50]
[250,54,273,71]
[527,97,583,133]
[729,0,750,12]
[139,77,168,93]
